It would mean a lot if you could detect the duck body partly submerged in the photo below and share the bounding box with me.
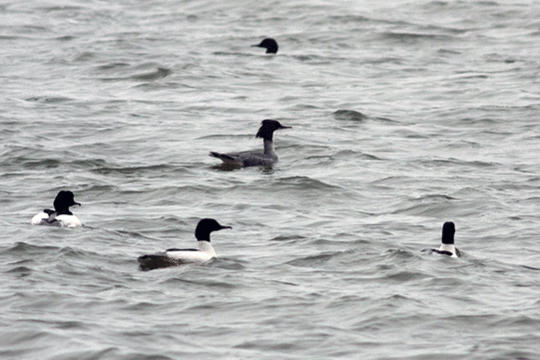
[431,221,460,257]
[138,218,231,271]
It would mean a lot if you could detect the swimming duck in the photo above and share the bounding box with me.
[251,38,278,54]
[31,190,82,227]
[432,221,460,257]
[210,119,291,167]
[138,218,231,271]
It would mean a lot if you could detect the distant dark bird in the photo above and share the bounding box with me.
[210,119,291,167]
[251,38,278,54]
[31,190,82,227]
[431,222,460,257]
[138,218,231,271]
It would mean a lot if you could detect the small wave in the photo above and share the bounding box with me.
[379,269,429,283]
[333,110,368,122]
[285,250,355,268]
[333,149,384,161]
[163,277,237,290]
[416,157,499,169]
[0,35,24,40]
[130,67,172,81]
[25,96,74,104]
[391,194,455,216]
[210,258,247,271]
[3,242,60,255]
[382,248,419,261]
[520,265,540,271]
[11,157,62,169]
[276,176,342,191]
[98,66,172,82]
[91,163,177,176]
[55,35,75,41]
[437,48,461,55]
[4,155,108,171]
[363,57,404,65]
[5,266,33,276]
[327,15,371,24]
[15,25,50,34]
[96,62,130,71]
[73,51,95,62]
[382,31,454,42]
[269,235,307,242]
[36,5,85,12]
[285,253,335,268]
[453,73,489,80]
[293,54,328,62]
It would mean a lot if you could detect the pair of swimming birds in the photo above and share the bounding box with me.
[28,190,232,270]
[138,120,290,270]
[30,120,289,228]
[138,220,459,271]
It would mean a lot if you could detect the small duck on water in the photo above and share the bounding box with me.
[251,38,278,54]
[31,190,82,228]
[138,218,231,271]
[431,221,460,257]
[210,119,291,168]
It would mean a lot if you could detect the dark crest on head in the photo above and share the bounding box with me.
[255,119,290,141]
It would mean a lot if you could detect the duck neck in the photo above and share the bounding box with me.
[439,243,455,253]
[198,241,216,256]
[263,139,276,157]
[442,233,454,245]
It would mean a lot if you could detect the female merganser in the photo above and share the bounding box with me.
[251,38,278,54]
[432,221,460,257]
[138,218,231,271]
[31,190,82,227]
[210,119,291,167]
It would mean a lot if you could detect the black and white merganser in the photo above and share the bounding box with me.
[210,119,291,167]
[432,221,460,257]
[138,218,231,271]
[251,38,278,54]
[30,190,82,228]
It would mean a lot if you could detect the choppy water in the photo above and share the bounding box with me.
[2,0,540,359]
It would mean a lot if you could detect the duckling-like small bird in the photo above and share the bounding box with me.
[31,190,82,227]
[138,218,231,271]
[251,38,278,54]
[210,119,291,167]
[432,221,460,257]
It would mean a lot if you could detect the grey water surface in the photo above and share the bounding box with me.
[1,0,540,359]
